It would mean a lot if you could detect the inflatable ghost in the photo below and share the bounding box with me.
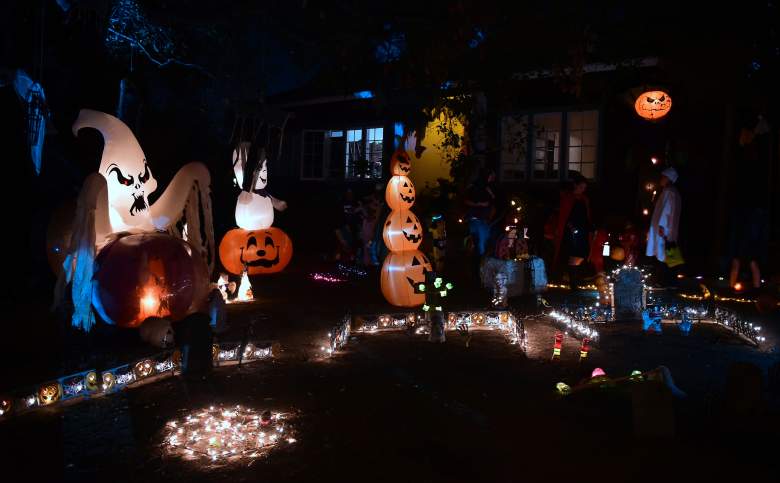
[232,142,286,230]
[54,109,215,331]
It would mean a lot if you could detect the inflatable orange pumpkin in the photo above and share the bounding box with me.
[385,175,416,210]
[93,233,209,328]
[390,148,411,176]
[219,227,293,275]
[382,209,423,251]
[380,250,432,307]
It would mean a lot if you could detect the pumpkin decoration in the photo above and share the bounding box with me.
[219,227,293,275]
[101,372,116,391]
[385,175,416,210]
[93,233,209,328]
[390,148,412,176]
[471,313,486,326]
[139,317,175,349]
[610,246,626,262]
[134,359,155,379]
[85,372,99,392]
[380,250,432,307]
[38,382,62,406]
[634,90,672,121]
[383,210,423,251]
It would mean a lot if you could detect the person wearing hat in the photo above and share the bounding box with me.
[646,167,682,283]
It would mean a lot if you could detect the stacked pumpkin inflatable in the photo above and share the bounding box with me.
[381,149,433,307]
[219,145,293,276]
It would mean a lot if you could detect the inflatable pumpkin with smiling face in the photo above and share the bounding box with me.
[219,227,293,275]
[380,250,432,307]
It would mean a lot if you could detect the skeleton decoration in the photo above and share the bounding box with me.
[54,109,214,332]
[12,69,47,175]
[634,90,672,121]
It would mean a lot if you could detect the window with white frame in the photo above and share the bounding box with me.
[301,127,384,180]
[567,110,598,179]
[500,109,599,181]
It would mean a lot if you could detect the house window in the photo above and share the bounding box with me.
[302,127,384,180]
[500,109,599,181]
[533,113,562,180]
[567,111,598,179]
[302,131,325,179]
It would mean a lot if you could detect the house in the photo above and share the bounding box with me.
[265,57,777,275]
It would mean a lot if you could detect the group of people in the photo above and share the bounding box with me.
[333,184,387,266]
[549,168,683,289]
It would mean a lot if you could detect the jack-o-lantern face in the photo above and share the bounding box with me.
[102,372,115,391]
[381,250,432,307]
[134,359,155,379]
[219,227,293,275]
[383,210,423,251]
[390,149,412,176]
[378,315,391,327]
[386,175,416,210]
[635,90,672,120]
[471,313,486,326]
[85,372,99,392]
[38,383,62,405]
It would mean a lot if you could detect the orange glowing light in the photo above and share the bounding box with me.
[734,282,743,292]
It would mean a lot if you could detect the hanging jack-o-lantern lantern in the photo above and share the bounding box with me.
[634,90,672,121]
[38,382,62,405]
[93,233,209,328]
[386,175,416,210]
[219,227,293,275]
[380,250,432,307]
[390,148,412,176]
[383,210,423,251]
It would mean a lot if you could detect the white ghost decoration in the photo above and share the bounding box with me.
[234,154,285,230]
[72,110,157,233]
[55,109,215,332]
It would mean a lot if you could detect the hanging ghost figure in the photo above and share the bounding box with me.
[232,142,287,230]
[53,109,215,331]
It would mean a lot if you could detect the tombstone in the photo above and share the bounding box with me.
[611,267,645,320]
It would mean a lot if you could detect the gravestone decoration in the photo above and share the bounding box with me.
[612,267,645,320]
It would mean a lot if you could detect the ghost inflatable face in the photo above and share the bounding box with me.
[73,110,157,232]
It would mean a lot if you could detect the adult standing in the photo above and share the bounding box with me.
[646,167,682,283]
[464,168,496,276]
[553,174,592,288]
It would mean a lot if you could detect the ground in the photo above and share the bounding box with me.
[1,254,779,482]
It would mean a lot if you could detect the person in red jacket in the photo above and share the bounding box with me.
[553,174,592,288]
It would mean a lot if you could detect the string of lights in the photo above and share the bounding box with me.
[162,405,296,465]
[0,340,277,422]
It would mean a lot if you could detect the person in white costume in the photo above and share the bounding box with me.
[646,167,681,264]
